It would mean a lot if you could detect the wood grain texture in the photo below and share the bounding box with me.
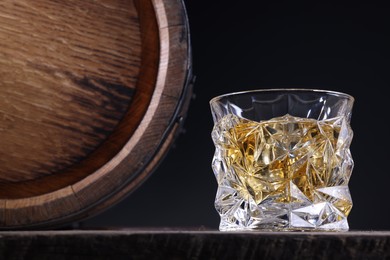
[0,230,389,259]
[0,0,141,183]
[0,0,192,229]
[4,187,81,226]
[71,0,192,221]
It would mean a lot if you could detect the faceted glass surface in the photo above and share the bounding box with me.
[210,89,354,231]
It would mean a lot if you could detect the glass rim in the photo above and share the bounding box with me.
[210,88,355,105]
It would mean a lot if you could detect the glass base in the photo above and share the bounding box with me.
[217,199,350,232]
[219,222,349,232]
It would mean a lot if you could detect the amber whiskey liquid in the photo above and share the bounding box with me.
[212,114,353,230]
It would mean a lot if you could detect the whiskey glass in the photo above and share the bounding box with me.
[210,89,354,231]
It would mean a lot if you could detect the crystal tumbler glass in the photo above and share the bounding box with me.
[210,89,354,231]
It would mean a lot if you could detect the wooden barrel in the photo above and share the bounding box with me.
[0,0,192,229]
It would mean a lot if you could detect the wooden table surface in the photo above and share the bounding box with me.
[0,229,389,259]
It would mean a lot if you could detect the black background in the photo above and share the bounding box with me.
[83,1,390,230]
